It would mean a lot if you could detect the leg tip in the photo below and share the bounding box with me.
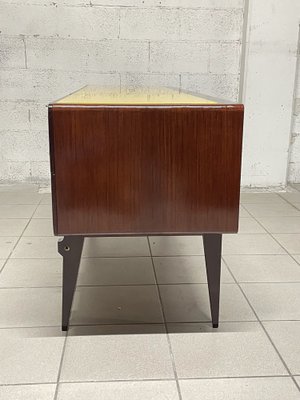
[213,323,219,329]
[62,325,68,331]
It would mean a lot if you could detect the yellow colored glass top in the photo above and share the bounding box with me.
[54,86,219,106]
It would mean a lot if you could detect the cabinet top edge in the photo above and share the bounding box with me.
[49,85,242,107]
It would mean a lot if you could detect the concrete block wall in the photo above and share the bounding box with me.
[0,0,244,182]
[289,53,300,183]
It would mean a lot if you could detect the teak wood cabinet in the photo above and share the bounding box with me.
[48,86,244,331]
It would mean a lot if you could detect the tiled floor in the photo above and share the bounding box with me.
[0,185,300,399]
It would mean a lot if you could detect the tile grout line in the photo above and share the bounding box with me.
[53,332,68,400]
[222,257,300,393]
[4,318,300,330]
[239,206,293,258]
[0,374,297,387]
[277,193,300,210]
[0,198,43,276]
[0,192,67,400]
[4,281,300,290]
[242,206,300,283]
[290,254,300,267]
[146,236,183,400]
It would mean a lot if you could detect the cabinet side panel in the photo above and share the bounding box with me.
[48,107,58,235]
[51,106,243,235]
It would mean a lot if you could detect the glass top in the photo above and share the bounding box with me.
[53,86,223,106]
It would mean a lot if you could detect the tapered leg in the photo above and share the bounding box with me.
[203,234,222,328]
[58,236,84,331]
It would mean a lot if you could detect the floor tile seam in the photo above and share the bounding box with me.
[146,236,183,400]
[222,258,300,392]
[290,255,300,266]
[0,379,177,387]
[53,333,68,400]
[3,319,300,331]
[0,282,244,290]
[0,199,43,276]
[238,208,291,255]
[5,281,300,290]
[0,203,41,207]
[6,281,300,290]
[269,232,300,256]
[57,374,292,384]
[243,195,300,211]
[0,374,296,387]
[9,253,299,259]
[0,319,282,330]
[277,193,300,209]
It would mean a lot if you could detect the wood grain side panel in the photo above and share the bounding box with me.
[50,106,243,235]
[48,107,58,235]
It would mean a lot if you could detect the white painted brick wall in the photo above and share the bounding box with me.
[0,0,244,182]
[150,42,209,73]
[0,4,119,40]
[289,56,300,183]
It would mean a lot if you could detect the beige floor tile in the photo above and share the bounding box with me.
[223,234,286,255]
[70,285,163,325]
[0,259,5,270]
[243,203,300,217]
[224,255,300,282]
[0,259,61,287]
[241,283,300,320]
[11,237,59,258]
[273,234,300,254]
[149,236,204,256]
[41,193,52,205]
[0,184,38,192]
[78,257,155,286]
[259,217,300,233]
[33,205,53,218]
[293,255,300,264]
[57,381,179,400]
[240,193,285,204]
[160,284,256,323]
[238,218,266,233]
[239,206,251,217]
[264,321,300,375]
[23,219,54,236]
[0,205,36,219]
[0,384,56,400]
[294,376,300,386]
[0,237,18,258]
[0,191,42,205]
[0,219,28,236]
[0,287,61,327]
[293,203,300,210]
[153,256,234,284]
[60,325,174,381]
[279,192,300,205]
[83,237,150,257]
[179,377,300,400]
[0,327,65,384]
[168,322,286,378]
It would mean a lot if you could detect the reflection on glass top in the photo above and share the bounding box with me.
[54,86,221,105]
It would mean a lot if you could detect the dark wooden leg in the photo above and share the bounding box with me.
[203,234,222,328]
[58,236,84,331]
